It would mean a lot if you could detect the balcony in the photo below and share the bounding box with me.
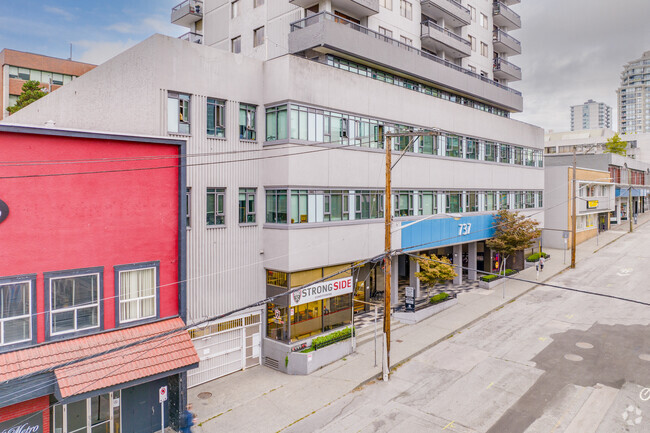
[179,31,203,44]
[420,21,471,59]
[500,0,520,5]
[289,0,379,16]
[289,12,523,112]
[492,28,521,56]
[421,0,471,28]
[492,2,521,30]
[493,57,521,81]
[171,0,203,28]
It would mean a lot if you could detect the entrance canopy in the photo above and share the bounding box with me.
[616,187,648,198]
[400,214,496,251]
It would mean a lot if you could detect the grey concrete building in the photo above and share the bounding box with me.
[617,50,650,135]
[570,99,612,131]
[4,0,542,386]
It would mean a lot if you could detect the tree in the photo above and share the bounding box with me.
[486,209,541,278]
[414,254,457,287]
[604,133,627,157]
[6,80,47,115]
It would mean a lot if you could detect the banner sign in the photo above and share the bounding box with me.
[0,412,42,433]
[290,276,353,306]
[587,200,599,209]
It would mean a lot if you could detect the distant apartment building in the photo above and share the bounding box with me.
[5,0,542,386]
[0,49,95,119]
[570,99,611,131]
[617,50,650,135]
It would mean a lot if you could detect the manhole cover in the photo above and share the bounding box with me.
[564,354,583,362]
[197,392,212,400]
[576,342,594,349]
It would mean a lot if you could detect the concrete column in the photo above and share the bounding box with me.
[453,244,462,285]
[468,242,477,281]
[320,0,332,13]
[409,257,421,298]
[391,255,399,306]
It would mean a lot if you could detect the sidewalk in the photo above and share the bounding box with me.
[188,212,650,433]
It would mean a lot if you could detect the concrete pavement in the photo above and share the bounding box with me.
[188,212,650,432]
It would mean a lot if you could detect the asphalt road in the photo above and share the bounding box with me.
[284,224,650,433]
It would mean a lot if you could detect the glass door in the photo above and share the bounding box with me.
[53,391,120,433]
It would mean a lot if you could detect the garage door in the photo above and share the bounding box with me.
[188,312,261,388]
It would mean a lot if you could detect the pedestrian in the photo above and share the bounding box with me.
[539,255,545,271]
[181,403,197,433]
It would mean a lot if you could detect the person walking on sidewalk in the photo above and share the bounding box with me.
[181,403,197,433]
[539,255,545,271]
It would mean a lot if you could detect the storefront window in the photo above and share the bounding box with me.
[53,392,118,433]
[323,294,352,331]
[266,303,288,341]
[291,301,322,342]
[266,270,287,288]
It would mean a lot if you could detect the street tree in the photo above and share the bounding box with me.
[604,133,627,157]
[486,209,541,277]
[6,80,47,115]
[414,254,457,287]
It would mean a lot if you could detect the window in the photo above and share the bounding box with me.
[266,190,287,223]
[525,191,536,208]
[480,13,488,29]
[18,67,30,80]
[207,188,225,226]
[469,65,476,73]
[117,264,157,324]
[323,191,350,221]
[239,188,256,223]
[0,277,32,346]
[52,73,63,85]
[465,138,478,160]
[469,5,476,21]
[8,66,18,78]
[393,191,414,216]
[254,0,264,6]
[499,191,510,209]
[355,190,384,220]
[380,0,392,9]
[378,26,393,41]
[446,192,462,213]
[167,92,190,134]
[266,105,288,141]
[400,35,413,46]
[480,42,488,57]
[48,271,100,336]
[485,191,497,211]
[232,0,239,18]
[53,392,119,433]
[254,26,265,47]
[468,35,476,51]
[239,103,257,140]
[186,187,191,228]
[466,192,478,212]
[207,98,226,137]
[232,36,241,53]
[484,141,497,162]
[514,191,524,209]
[499,143,510,163]
[290,190,308,223]
[445,135,461,157]
[400,0,412,19]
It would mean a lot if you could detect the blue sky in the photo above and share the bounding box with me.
[0,0,184,64]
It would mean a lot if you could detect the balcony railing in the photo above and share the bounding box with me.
[290,12,521,96]
[492,28,521,52]
[172,0,203,13]
[421,20,471,47]
[179,31,203,44]
[430,0,470,16]
[493,57,521,73]
[493,1,521,29]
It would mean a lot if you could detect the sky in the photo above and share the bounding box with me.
[1,1,649,133]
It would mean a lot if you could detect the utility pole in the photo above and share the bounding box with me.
[571,146,577,269]
[384,134,392,376]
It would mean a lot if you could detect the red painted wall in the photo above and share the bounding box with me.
[0,396,50,432]
[0,131,180,342]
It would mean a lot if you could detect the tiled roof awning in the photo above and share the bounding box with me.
[0,318,198,405]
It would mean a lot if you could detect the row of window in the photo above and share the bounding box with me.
[325,55,510,117]
[265,103,543,166]
[265,189,543,224]
[0,263,158,348]
[8,65,75,85]
[194,187,258,227]
[167,92,258,139]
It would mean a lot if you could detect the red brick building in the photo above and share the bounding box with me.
[0,124,197,433]
[1,49,95,119]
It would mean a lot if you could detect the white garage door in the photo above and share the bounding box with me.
[188,312,261,388]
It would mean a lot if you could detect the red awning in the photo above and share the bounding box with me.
[0,318,198,399]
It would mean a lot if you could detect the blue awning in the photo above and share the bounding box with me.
[616,187,648,198]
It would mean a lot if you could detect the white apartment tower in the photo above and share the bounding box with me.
[570,99,612,131]
[5,0,542,385]
[617,50,650,135]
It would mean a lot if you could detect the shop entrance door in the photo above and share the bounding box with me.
[122,378,168,433]
[188,312,261,387]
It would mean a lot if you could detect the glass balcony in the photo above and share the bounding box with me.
[171,0,203,28]
[420,20,471,59]
[493,57,521,81]
[179,31,203,44]
[421,0,471,28]
[492,28,521,56]
[493,2,521,30]
[289,0,379,16]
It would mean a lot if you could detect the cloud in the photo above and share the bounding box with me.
[44,5,74,21]
[74,39,139,65]
[106,15,179,36]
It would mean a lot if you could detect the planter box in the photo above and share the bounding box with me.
[393,297,458,325]
[287,338,353,375]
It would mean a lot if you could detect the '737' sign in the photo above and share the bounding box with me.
[458,223,471,236]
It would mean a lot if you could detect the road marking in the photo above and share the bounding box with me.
[442,421,455,430]
[641,388,650,402]
[487,382,494,389]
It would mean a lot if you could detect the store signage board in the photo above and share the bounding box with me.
[290,276,354,306]
[0,200,8,225]
[0,412,42,433]
[587,200,599,209]
[405,286,415,312]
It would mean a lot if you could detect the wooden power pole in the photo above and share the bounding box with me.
[571,146,577,269]
[384,135,392,375]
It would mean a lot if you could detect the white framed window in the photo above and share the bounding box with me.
[380,0,392,9]
[0,279,32,346]
[378,26,393,40]
[400,35,413,46]
[468,35,476,51]
[239,103,257,140]
[49,272,100,335]
[167,92,190,134]
[254,26,265,47]
[231,0,239,18]
[239,188,257,223]
[207,187,226,226]
[118,265,157,323]
[480,13,488,29]
[469,5,476,21]
[400,0,412,19]
[207,98,226,137]
[480,42,488,57]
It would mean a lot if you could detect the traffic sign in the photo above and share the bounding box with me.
[159,386,168,403]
